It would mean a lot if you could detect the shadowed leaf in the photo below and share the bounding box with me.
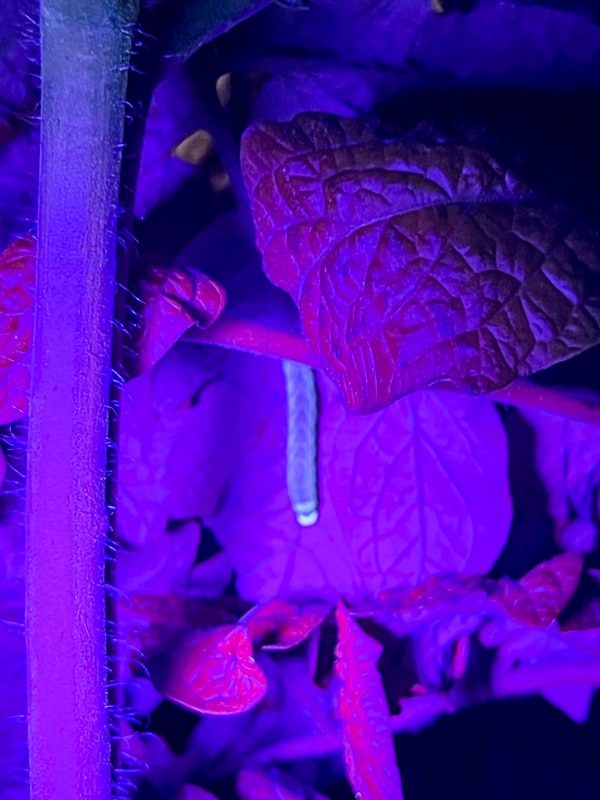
[237,767,331,800]
[241,598,330,650]
[0,236,34,424]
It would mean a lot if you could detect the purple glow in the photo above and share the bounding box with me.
[0,1,599,800]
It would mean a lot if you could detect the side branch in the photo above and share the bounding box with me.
[186,320,600,425]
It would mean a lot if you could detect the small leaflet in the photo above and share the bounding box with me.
[0,236,34,424]
[335,602,404,800]
[139,267,226,373]
[176,785,221,800]
[241,113,600,414]
[491,552,583,628]
[241,598,330,650]
[160,624,267,715]
[282,359,319,527]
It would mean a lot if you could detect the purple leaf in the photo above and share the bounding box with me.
[241,1,600,88]
[117,344,243,546]
[519,404,600,553]
[412,614,482,690]
[487,624,600,723]
[117,519,201,594]
[241,112,600,413]
[182,651,335,778]
[237,767,330,800]
[135,68,208,220]
[176,786,221,800]
[335,602,404,800]
[208,359,511,603]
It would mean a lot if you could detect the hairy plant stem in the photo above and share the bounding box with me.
[26,2,137,798]
[186,320,600,425]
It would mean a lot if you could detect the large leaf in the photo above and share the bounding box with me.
[335,602,403,800]
[207,357,511,603]
[139,266,226,373]
[239,1,600,88]
[241,112,600,413]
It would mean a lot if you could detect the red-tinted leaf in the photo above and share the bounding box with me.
[0,236,34,424]
[241,599,330,651]
[486,623,600,722]
[335,602,404,800]
[237,767,330,800]
[125,592,245,631]
[160,624,267,715]
[492,552,583,628]
[139,267,226,372]
[379,574,485,611]
[241,113,600,413]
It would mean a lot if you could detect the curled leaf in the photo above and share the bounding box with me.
[159,624,267,715]
[241,112,600,413]
[492,552,583,628]
[139,267,226,372]
[335,602,404,800]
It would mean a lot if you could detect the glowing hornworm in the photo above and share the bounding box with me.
[282,360,319,526]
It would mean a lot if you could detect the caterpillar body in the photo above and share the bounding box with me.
[282,360,319,527]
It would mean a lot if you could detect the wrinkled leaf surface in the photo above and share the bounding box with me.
[241,113,600,413]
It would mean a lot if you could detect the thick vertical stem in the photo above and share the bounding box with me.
[26,2,137,798]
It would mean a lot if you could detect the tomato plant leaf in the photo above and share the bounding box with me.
[491,552,583,628]
[237,767,331,800]
[208,360,511,603]
[519,404,600,553]
[0,236,34,424]
[160,624,267,715]
[162,0,271,59]
[241,112,600,413]
[335,602,404,800]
